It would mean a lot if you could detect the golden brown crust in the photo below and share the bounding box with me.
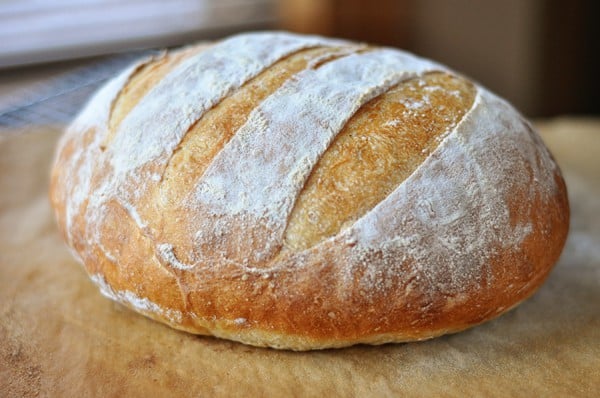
[284,72,476,251]
[107,45,207,137]
[49,32,569,350]
[161,46,350,212]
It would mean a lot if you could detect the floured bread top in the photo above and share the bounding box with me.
[50,32,564,348]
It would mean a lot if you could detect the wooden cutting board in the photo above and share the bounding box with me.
[1,120,599,397]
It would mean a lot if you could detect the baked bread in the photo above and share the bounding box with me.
[49,32,569,350]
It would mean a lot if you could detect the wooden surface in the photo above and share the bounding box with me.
[0,119,599,397]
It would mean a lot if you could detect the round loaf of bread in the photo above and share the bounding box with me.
[50,32,569,350]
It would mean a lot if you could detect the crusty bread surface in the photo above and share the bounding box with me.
[50,32,569,350]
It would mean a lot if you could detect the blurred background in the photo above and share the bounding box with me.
[1,0,598,129]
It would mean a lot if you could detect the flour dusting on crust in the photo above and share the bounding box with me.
[109,32,345,175]
[90,274,183,323]
[59,54,161,246]
[337,88,557,296]
[81,32,345,260]
[193,49,439,264]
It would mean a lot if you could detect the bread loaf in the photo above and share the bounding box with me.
[49,32,569,350]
